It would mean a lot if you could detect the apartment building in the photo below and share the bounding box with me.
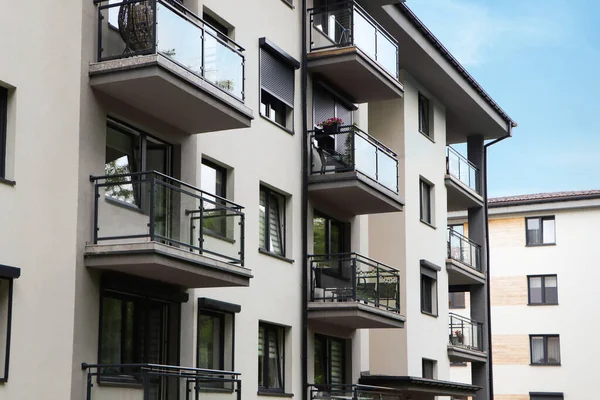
[0,0,514,400]
[449,190,600,400]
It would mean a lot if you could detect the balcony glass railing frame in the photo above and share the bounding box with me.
[309,125,399,194]
[308,0,399,80]
[308,384,403,400]
[91,170,245,266]
[82,363,242,400]
[447,228,482,272]
[448,313,484,352]
[94,0,246,101]
[309,252,401,313]
[446,146,481,195]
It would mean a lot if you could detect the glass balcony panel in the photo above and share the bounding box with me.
[376,31,398,77]
[203,31,244,100]
[354,133,377,180]
[352,9,376,60]
[156,3,203,76]
[377,148,397,192]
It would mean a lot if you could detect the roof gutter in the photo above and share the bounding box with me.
[481,122,512,399]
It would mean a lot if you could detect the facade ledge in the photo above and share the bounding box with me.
[307,301,405,329]
[447,345,488,363]
[446,258,485,286]
[445,174,484,212]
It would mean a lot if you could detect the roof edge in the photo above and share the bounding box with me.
[489,190,600,208]
[396,3,517,128]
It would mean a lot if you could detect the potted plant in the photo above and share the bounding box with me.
[450,330,464,345]
[318,117,343,134]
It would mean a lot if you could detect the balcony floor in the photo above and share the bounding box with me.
[85,241,252,289]
[307,301,405,329]
[446,258,485,286]
[445,174,484,211]
[89,54,253,134]
[307,46,404,103]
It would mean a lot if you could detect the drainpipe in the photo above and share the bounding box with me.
[482,122,512,399]
[301,0,309,399]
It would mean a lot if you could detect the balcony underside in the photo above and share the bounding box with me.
[308,171,404,215]
[307,302,405,329]
[89,54,253,134]
[359,375,481,399]
[446,259,485,286]
[445,175,484,211]
[85,242,252,289]
[447,345,487,363]
[307,46,404,103]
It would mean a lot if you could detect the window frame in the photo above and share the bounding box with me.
[527,275,558,305]
[422,358,435,379]
[0,272,18,383]
[529,393,564,400]
[314,334,346,386]
[529,335,561,366]
[418,92,431,138]
[197,309,226,371]
[313,211,349,255]
[259,185,287,257]
[258,322,286,393]
[420,270,438,317]
[419,179,433,226]
[449,292,466,309]
[200,159,229,239]
[0,87,7,179]
[525,216,556,246]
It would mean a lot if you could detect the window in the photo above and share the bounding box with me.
[203,12,230,40]
[422,359,436,379]
[0,266,19,383]
[0,87,7,179]
[419,179,433,225]
[449,292,466,309]
[418,93,431,137]
[260,40,297,131]
[313,212,349,255]
[280,0,293,6]
[259,186,286,256]
[197,306,235,388]
[530,335,561,365]
[421,266,438,316]
[104,120,171,207]
[530,393,564,400]
[258,323,285,392]
[449,224,464,236]
[201,160,228,237]
[313,84,353,128]
[314,334,346,386]
[528,275,558,305]
[526,216,555,246]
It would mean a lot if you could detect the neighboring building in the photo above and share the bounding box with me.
[0,1,514,400]
[449,190,600,400]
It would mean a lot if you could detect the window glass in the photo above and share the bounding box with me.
[0,278,13,381]
[531,336,545,364]
[314,335,345,386]
[528,275,558,305]
[421,274,436,314]
[198,313,223,370]
[313,216,327,255]
[418,93,430,137]
[201,161,228,237]
[530,335,560,365]
[420,180,432,224]
[0,87,7,179]
[313,212,347,255]
[529,277,543,303]
[259,187,286,256]
[547,336,561,364]
[422,359,435,379]
[258,323,285,391]
[526,217,555,245]
[449,292,465,309]
[542,218,556,243]
[545,276,558,304]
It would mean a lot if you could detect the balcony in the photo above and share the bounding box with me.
[85,171,252,288]
[446,228,485,285]
[445,147,483,211]
[309,384,402,400]
[307,1,404,103]
[82,363,242,400]
[308,253,405,329]
[90,0,253,134]
[308,125,404,215]
[448,313,487,363]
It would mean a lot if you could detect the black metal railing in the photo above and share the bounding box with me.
[309,384,403,400]
[91,170,245,266]
[308,0,399,79]
[309,253,400,313]
[447,228,482,272]
[82,363,242,400]
[448,313,484,352]
[310,125,399,193]
[94,0,245,100]
[446,146,481,194]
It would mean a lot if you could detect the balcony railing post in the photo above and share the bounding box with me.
[97,6,103,62]
[151,0,158,54]
[149,177,156,241]
[199,197,204,254]
[237,379,242,400]
[200,24,205,78]
[351,128,356,170]
[376,264,380,307]
[86,370,93,400]
[349,3,354,46]
[93,183,99,244]
[240,213,245,267]
[352,257,357,301]
[142,368,150,400]
[310,258,315,301]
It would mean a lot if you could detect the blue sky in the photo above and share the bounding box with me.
[408,0,600,197]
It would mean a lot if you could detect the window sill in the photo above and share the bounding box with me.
[0,177,16,187]
[279,0,295,9]
[204,230,236,244]
[197,387,235,394]
[258,391,294,398]
[260,114,294,135]
[449,306,466,309]
[527,303,559,306]
[419,130,435,143]
[530,363,561,367]
[420,219,436,230]
[421,310,438,318]
[105,196,145,214]
[525,243,556,247]
[259,248,294,264]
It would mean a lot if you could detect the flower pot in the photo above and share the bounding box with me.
[323,122,341,135]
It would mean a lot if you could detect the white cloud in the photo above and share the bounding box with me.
[408,0,568,67]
